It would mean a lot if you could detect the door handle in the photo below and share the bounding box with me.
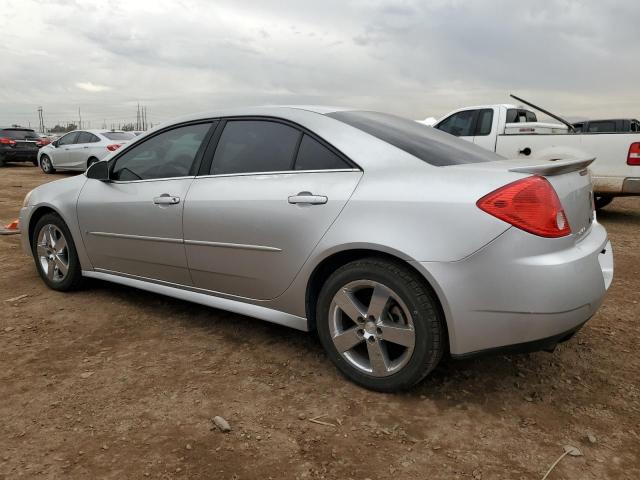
[288,192,328,205]
[153,194,180,205]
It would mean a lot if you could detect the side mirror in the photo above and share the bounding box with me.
[52,140,59,148]
[86,160,110,181]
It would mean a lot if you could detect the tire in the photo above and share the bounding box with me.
[40,154,55,174]
[316,258,444,392]
[87,157,99,169]
[594,195,613,210]
[31,213,83,291]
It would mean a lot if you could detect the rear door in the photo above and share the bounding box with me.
[183,119,362,300]
[473,108,496,150]
[77,121,215,285]
[67,131,98,169]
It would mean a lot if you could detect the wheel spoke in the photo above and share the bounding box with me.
[54,256,68,276]
[54,234,67,254]
[333,288,367,323]
[332,327,364,353]
[37,245,48,257]
[367,284,391,320]
[46,260,55,280]
[379,322,415,347]
[366,340,389,375]
[48,225,56,247]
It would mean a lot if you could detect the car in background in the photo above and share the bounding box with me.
[573,119,640,133]
[0,127,48,167]
[37,129,136,173]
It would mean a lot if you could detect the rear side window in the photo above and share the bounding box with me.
[211,120,301,175]
[76,132,100,144]
[57,132,79,146]
[436,110,476,137]
[103,132,135,141]
[476,109,494,136]
[294,135,349,170]
[0,129,39,140]
[328,111,499,166]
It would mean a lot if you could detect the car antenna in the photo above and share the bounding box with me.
[510,94,576,133]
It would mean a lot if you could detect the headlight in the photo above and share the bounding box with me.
[23,189,34,207]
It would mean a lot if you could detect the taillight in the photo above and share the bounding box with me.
[627,142,640,165]
[0,137,16,146]
[36,138,50,147]
[477,176,571,238]
[106,144,122,152]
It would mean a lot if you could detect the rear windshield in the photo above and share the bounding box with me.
[102,131,135,141]
[0,128,39,140]
[506,109,537,123]
[327,111,501,166]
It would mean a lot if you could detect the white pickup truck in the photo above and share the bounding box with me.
[431,99,640,208]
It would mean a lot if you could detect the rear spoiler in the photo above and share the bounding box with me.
[508,157,594,176]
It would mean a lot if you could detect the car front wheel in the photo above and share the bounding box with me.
[40,154,55,174]
[31,213,83,291]
[316,258,444,392]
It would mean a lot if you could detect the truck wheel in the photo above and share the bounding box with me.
[594,195,613,210]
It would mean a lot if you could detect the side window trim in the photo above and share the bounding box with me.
[196,116,360,177]
[108,120,217,182]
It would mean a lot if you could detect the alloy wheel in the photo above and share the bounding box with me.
[36,224,69,282]
[329,280,416,377]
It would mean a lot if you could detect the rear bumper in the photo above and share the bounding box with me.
[622,177,640,194]
[415,222,612,356]
[0,149,39,162]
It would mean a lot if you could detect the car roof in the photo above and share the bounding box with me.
[0,126,36,131]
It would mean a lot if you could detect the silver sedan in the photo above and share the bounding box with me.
[37,129,136,173]
[19,106,613,391]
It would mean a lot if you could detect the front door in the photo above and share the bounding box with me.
[183,119,362,300]
[77,121,214,285]
[52,131,78,167]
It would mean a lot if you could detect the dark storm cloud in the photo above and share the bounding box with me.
[0,0,638,127]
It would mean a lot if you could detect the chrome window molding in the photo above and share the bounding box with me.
[195,168,361,180]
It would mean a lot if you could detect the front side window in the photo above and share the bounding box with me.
[57,132,79,146]
[436,110,477,137]
[294,135,349,170]
[111,123,211,181]
[211,120,301,175]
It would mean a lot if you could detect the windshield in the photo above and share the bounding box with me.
[327,110,501,166]
[0,128,40,140]
[103,131,135,141]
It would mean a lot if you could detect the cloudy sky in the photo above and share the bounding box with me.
[1,0,639,129]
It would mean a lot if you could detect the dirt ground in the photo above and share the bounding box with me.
[1,164,638,480]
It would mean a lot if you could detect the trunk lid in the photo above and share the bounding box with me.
[452,157,596,242]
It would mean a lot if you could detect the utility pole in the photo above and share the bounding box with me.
[37,106,45,133]
[78,107,82,130]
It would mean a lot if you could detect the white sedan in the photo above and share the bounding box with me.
[37,129,136,173]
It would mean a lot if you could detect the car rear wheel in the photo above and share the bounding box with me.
[40,154,55,174]
[316,258,444,391]
[31,213,83,291]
